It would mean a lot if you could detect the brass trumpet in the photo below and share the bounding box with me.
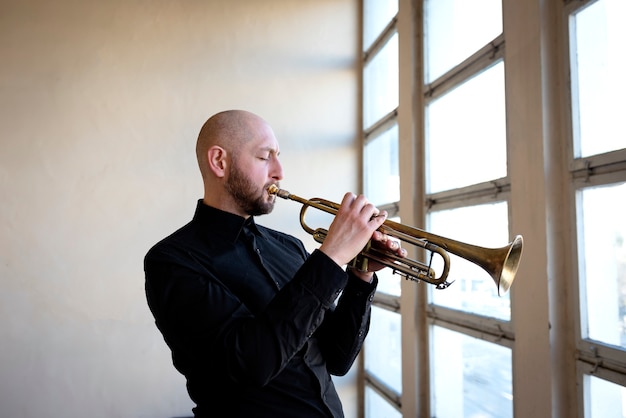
[268,185,523,295]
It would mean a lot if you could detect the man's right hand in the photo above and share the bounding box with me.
[319,192,387,268]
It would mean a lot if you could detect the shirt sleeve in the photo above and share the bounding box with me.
[145,246,353,388]
[315,269,377,376]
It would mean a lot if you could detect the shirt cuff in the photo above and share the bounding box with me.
[297,249,350,307]
[345,269,378,301]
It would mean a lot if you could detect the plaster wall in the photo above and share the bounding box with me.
[0,1,359,417]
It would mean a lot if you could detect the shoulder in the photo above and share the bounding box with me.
[144,220,199,263]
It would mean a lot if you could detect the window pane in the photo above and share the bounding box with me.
[363,0,398,50]
[375,263,401,297]
[365,386,402,418]
[571,0,626,158]
[364,306,402,393]
[364,124,399,206]
[432,326,512,418]
[578,182,626,348]
[426,62,507,193]
[429,202,511,321]
[585,375,626,418]
[363,33,399,129]
[375,216,402,296]
[424,0,502,82]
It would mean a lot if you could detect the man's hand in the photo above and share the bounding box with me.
[319,193,406,282]
[349,230,407,282]
[319,193,385,267]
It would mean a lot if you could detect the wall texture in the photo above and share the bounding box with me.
[0,1,359,417]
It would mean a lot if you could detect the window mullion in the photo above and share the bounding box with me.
[425,34,504,102]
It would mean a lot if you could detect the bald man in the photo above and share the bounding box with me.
[144,110,404,417]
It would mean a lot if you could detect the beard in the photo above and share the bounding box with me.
[225,161,276,217]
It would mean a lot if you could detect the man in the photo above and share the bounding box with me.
[144,110,405,417]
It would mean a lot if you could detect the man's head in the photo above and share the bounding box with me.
[196,110,283,218]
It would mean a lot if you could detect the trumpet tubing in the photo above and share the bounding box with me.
[268,185,523,295]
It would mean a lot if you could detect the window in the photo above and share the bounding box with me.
[425,62,507,193]
[577,184,626,348]
[431,326,513,418]
[360,0,626,416]
[568,0,626,415]
[424,0,502,83]
[428,202,511,321]
[361,0,400,416]
[423,1,512,417]
[569,0,625,158]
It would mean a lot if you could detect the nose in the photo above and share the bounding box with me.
[271,157,284,181]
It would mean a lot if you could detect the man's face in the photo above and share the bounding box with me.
[225,156,276,216]
[224,123,283,217]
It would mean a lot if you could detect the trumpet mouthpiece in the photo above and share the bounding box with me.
[267,185,291,199]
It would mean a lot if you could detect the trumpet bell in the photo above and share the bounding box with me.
[495,235,524,295]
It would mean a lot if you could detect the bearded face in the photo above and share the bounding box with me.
[224,156,276,216]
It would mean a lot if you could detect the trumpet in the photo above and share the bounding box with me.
[268,185,523,295]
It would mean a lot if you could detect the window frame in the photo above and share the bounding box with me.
[564,1,626,408]
[361,2,403,413]
[360,0,626,417]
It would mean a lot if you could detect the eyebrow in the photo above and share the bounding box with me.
[259,146,280,156]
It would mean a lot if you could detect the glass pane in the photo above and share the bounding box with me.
[424,0,502,82]
[375,262,401,297]
[578,182,626,348]
[571,0,626,158]
[363,32,399,129]
[365,386,402,418]
[431,326,512,418]
[364,124,399,206]
[585,375,626,418]
[363,0,398,51]
[429,202,511,321]
[364,306,402,394]
[426,62,507,193]
[375,217,402,296]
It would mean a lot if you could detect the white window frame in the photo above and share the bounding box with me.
[361,0,626,417]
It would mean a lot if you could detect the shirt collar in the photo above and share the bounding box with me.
[193,199,263,243]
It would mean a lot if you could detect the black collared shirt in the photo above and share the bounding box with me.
[144,200,376,417]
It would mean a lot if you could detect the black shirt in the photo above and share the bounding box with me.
[144,200,377,417]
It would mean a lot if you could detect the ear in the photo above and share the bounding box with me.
[207,145,228,178]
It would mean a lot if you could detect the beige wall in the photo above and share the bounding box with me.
[0,1,359,417]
